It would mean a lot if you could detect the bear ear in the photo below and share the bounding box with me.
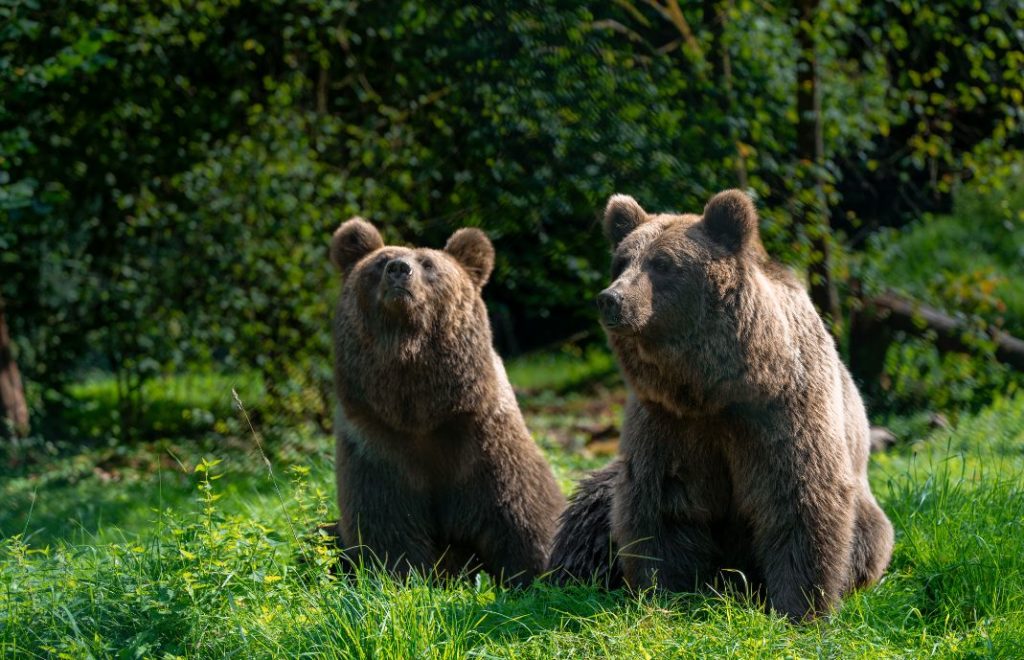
[604,194,648,248]
[330,217,384,275]
[445,227,495,288]
[702,189,759,254]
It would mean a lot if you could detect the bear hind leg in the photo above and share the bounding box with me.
[547,461,624,588]
[847,492,894,592]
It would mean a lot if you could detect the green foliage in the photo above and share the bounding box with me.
[860,162,1024,413]
[505,344,617,394]
[2,0,1022,432]
[864,164,1024,332]
[3,0,711,426]
[840,1,1024,222]
[882,338,1018,415]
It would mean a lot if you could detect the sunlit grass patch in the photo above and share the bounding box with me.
[4,382,1024,656]
[506,344,618,394]
[64,371,267,441]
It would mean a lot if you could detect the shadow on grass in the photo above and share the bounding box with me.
[1,467,290,546]
[402,580,774,655]
[468,583,628,644]
[286,576,636,655]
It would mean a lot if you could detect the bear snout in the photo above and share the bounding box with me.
[597,288,625,326]
[385,258,413,286]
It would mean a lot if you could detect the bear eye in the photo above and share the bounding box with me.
[420,258,435,271]
[650,256,674,274]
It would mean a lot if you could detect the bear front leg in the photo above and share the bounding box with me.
[336,441,438,578]
[731,434,856,621]
[611,458,720,592]
[610,453,662,591]
[466,470,561,588]
[471,513,549,589]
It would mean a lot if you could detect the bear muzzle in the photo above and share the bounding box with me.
[382,258,415,298]
[385,257,412,283]
[597,288,626,329]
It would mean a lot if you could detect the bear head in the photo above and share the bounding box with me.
[598,189,762,339]
[330,217,495,338]
[597,189,784,412]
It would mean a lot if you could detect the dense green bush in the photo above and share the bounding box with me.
[2,0,1022,431]
[838,1,1024,227]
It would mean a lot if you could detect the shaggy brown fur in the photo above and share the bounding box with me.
[548,191,893,620]
[329,218,565,586]
[547,461,624,589]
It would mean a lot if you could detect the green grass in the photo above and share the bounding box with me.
[62,371,267,441]
[864,215,1024,333]
[505,344,619,394]
[4,358,1024,656]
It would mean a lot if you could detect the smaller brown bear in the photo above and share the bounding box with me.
[548,190,893,621]
[329,218,565,586]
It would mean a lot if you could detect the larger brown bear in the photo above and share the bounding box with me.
[548,190,893,621]
[329,218,564,586]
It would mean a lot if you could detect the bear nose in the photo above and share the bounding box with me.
[597,289,622,321]
[385,258,412,282]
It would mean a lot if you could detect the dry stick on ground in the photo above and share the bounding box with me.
[849,289,1024,389]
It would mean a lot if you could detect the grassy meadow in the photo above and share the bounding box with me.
[3,341,1024,657]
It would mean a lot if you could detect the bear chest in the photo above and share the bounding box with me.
[341,403,480,486]
[661,450,733,523]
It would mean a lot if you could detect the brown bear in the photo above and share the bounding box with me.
[329,218,565,587]
[548,190,893,620]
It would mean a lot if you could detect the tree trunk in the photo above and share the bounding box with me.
[794,0,839,330]
[703,0,748,188]
[0,297,30,437]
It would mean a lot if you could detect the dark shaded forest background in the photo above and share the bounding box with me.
[2,0,1023,443]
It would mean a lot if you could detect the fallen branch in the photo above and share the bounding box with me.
[849,289,1024,389]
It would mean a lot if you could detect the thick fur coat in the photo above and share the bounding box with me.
[548,191,893,620]
[330,219,564,586]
